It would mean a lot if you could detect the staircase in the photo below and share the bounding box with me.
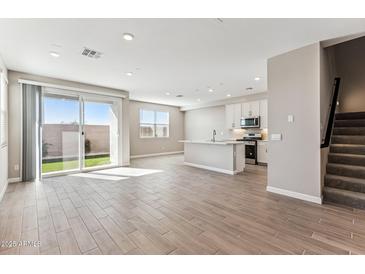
[324,111,365,209]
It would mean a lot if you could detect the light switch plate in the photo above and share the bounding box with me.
[271,134,282,141]
[288,114,294,123]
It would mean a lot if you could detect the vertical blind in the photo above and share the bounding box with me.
[22,83,42,181]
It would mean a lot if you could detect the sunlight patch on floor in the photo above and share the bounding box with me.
[92,167,163,177]
[69,173,129,181]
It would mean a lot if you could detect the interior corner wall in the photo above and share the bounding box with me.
[319,45,337,190]
[0,55,8,201]
[267,43,322,202]
[7,70,130,180]
[129,100,184,157]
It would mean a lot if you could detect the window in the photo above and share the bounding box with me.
[0,72,7,147]
[139,109,169,138]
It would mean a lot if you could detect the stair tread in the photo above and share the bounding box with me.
[332,135,365,137]
[335,112,365,120]
[328,153,365,158]
[325,174,365,185]
[330,144,365,148]
[333,127,365,130]
[324,186,365,200]
[327,163,365,170]
[335,118,365,121]
[334,119,365,128]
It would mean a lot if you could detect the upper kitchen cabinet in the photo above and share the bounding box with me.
[225,103,242,129]
[259,99,268,129]
[242,101,260,117]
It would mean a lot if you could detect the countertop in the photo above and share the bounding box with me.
[179,140,245,145]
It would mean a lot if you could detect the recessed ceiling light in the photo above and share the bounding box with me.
[197,98,201,102]
[254,77,261,81]
[226,94,231,97]
[208,88,214,92]
[165,92,170,96]
[123,33,134,41]
[49,51,60,58]
[125,72,133,76]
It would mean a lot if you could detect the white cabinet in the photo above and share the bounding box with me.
[242,102,250,117]
[242,101,260,117]
[225,104,241,129]
[234,144,245,172]
[257,141,268,164]
[259,99,268,129]
[226,99,268,130]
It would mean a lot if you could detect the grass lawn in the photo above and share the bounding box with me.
[42,156,111,173]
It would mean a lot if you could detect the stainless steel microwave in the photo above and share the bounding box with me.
[240,116,260,128]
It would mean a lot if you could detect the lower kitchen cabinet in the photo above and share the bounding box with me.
[257,141,268,164]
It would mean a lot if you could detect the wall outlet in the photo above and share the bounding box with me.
[14,164,19,171]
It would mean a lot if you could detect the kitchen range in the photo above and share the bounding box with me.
[236,133,262,165]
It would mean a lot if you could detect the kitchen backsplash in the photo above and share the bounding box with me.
[229,128,268,140]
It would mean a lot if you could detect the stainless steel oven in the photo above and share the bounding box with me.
[244,141,257,165]
[236,133,262,165]
[240,116,260,128]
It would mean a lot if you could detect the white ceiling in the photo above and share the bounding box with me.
[0,18,365,107]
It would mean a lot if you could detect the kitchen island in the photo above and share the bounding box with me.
[179,140,245,175]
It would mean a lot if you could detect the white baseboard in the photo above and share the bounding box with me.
[183,162,236,175]
[0,181,8,202]
[266,186,322,204]
[130,151,183,159]
[8,177,21,184]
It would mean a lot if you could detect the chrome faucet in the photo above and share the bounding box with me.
[212,129,217,142]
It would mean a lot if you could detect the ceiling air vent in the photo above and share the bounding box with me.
[176,95,184,98]
[81,47,102,59]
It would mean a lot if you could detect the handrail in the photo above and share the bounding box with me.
[321,77,341,148]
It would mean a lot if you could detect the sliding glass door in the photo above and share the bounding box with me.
[83,100,118,169]
[42,94,81,174]
[41,90,119,175]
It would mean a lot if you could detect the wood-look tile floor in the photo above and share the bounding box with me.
[1,154,365,255]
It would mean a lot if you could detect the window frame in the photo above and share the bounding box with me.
[139,109,170,139]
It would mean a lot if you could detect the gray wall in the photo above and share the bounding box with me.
[334,36,365,113]
[0,55,8,199]
[267,43,321,200]
[8,70,130,180]
[129,100,184,156]
[185,105,228,141]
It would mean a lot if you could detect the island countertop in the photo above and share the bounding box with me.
[181,140,245,174]
[179,140,245,145]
